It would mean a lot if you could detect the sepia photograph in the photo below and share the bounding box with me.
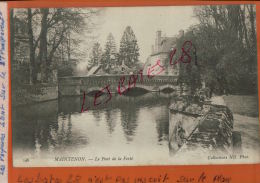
[11,5,260,167]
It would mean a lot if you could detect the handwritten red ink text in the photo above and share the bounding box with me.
[81,40,196,112]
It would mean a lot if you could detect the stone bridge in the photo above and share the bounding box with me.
[58,75,181,96]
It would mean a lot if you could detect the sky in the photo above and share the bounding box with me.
[78,6,199,71]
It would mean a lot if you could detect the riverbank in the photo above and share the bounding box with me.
[223,95,258,117]
[12,83,58,106]
[168,94,260,164]
[223,94,260,162]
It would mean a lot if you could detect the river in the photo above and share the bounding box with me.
[12,92,177,166]
[12,93,260,166]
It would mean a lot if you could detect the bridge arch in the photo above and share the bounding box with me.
[58,75,180,96]
[159,85,178,93]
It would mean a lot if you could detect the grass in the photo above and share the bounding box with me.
[223,95,259,117]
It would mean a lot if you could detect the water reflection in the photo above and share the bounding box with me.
[13,92,174,163]
[120,98,139,142]
[155,108,169,144]
[105,109,117,134]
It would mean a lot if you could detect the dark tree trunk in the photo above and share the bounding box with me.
[38,8,49,82]
[27,8,37,84]
[67,32,71,62]
[240,5,250,49]
[248,5,256,47]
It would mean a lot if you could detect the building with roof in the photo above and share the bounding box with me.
[143,30,184,76]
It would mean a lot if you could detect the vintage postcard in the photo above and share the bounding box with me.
[10,4,260,168]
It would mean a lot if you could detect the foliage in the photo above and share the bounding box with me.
[101,33,117,73]
[119,26,140,69]
[11,8,100,83]
[179,5,257,95]
[176,31,201,95]
[88,26,141,75]
[88,42,103,68]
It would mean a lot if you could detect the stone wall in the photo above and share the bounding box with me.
[12,84,58,106]
[168,98,238,155]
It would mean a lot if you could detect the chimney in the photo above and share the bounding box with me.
[157,30,162,38]
[178,30,184,38]
[155,30,162,52]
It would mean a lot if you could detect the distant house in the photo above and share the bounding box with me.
[116,60,133,74]
[143,30,184,76]
[87,61,135,76]
[87,65,102,75]
[13,17,30,65]
[87,64,113,75]
[11,16,31,84]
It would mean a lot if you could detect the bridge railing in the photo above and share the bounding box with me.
[58,75,178,86]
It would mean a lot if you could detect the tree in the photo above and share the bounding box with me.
[176,29,201,94]
[88,42,102,68]
[21,8,99,83]
[102,33,117,73]
[27,8,37,83]
[190,5,257,95]
[38,9,49,82]
[119,26,140,68]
